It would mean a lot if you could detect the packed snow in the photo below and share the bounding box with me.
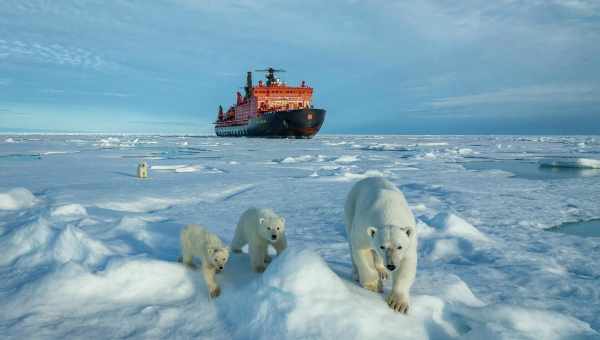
[1,134,599,339]
[539,158,600,169]
[0,187,37,210]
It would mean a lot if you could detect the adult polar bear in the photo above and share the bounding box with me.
[345,177,417,313]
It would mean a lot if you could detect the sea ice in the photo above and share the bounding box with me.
[539,158,600,169]
[51,203,88,217]
[0,134,599,339]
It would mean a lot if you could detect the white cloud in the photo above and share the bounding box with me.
[431,84,600,108]
[553,0,600,15]
[385,0,600,44]
[40,89,132,98]
[0,40,117,71]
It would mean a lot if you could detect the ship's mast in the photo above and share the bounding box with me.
[256,67,286,86]
[244,71,253,99]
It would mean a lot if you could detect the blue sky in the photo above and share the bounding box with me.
[1,0,599,134]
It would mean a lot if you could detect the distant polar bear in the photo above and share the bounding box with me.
[137,161,148,179]
[231,208,287,273]
[179,224,230,298]
[345,177,417,313]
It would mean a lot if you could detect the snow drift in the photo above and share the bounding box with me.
[539,158,600,169]
[0,187,37,210]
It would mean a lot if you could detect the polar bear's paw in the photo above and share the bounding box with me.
[386,292,409,314]
[209,286,221,299]
[375,266,389,281]
[253,264,266,273]
[264,254,272,263]
[362,280,380,293]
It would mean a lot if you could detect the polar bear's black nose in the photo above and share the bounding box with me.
[386,264,396,271]
[271,235,277,240]
[219,266,224,270]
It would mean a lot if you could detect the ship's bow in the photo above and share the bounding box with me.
[274,108,326,138]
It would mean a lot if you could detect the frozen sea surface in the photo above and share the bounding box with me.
[551,219,600,238]
[1,134,600,339]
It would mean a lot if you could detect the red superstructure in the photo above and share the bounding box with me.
[217,70,314,126]
[215,68,326,138]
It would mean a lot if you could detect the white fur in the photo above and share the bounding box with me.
[231,208,287,273]
[180,224,229,298]
[344,177,417,313]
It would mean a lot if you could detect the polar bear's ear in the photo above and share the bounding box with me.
[280,217,285,224]
[207,248,215,255]
[259,218,265,225]
[367,227,377,238]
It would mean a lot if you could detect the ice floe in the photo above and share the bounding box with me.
[356,143,412,151]
[539,158,600,169]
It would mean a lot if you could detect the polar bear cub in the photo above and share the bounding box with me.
[231,208,287,273]
[345,177,417,313]
[180,224,230,298]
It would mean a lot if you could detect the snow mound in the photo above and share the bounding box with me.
[358,143,411,151]
[419,213,491,262]
[0,217,112,267]
[458,148,475,155]
[151,164,222,173]
[0,187,37,210]
[418,142,448,147]
[111,215,165,247]
[52,225,113,266]
[94,137,121,148]
[334,155,359,163]
[51,203,88,218]
[339,169,388,180]
[310,165,345,177]
[0,218,53,266]
[97,197,180,213]
[439,275,485,307]
[7,259,194,316]
[273,154,330,163]
[41,151,74,155]
[539,158,600,169]
[222,248,431,339]
[152,164,197,172]
[416,152,437,160]
[4,137,16,143]
[221,249,596,339]
[455,304,596,340]
[427,212,490,244]
[311,167,388,181]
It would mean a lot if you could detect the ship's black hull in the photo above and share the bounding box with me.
[215,108,326,139]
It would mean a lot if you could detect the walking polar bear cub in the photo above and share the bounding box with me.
[180,224,230,298]
[345,177,417,313]
[231,208,287,273]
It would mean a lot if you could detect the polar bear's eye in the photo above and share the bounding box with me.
[406,230,411,237]
[397,246,403,250]
[267,226,271,230]
[276,227,280,231]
